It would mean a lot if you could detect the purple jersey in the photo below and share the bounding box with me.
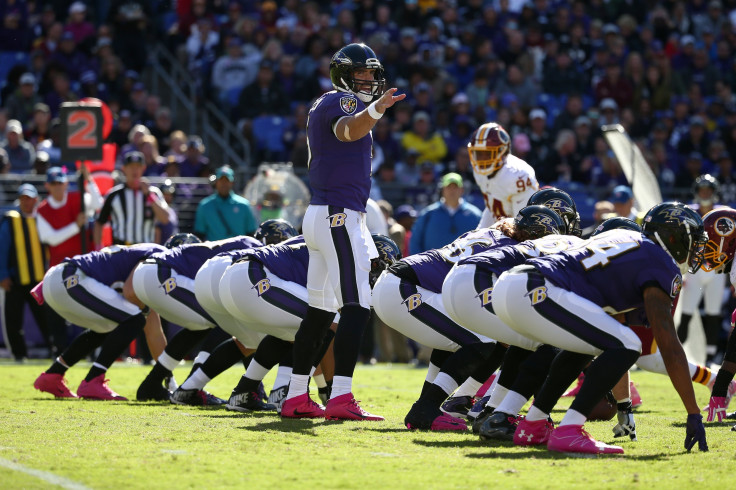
[307,91,372,212]
[68,243,165,286]
[402,228,516,293]
[229,236,309,286]
[150,236,262,278]
[461,235,584,277]
[527,230,682,314]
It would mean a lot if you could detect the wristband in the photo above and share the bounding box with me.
[367,103,383,120]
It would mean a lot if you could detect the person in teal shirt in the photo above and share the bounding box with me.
[194,166,257,240]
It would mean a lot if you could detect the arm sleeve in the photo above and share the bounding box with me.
[96,193,113,224]
[0,220,11,280]
[36,213,80,246]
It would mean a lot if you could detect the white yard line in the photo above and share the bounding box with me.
[0,457,92,490]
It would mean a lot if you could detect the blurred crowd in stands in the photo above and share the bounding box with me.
[4,0,736,363]
[1,1,736,215]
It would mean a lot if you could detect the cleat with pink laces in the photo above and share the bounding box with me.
[428,414,468,431]
[630,382,643,409]
[326,393,384,421]
[547,424,624,455]
[562,373,584,397]
[514,417,555,446]
[280,393,325,418]
[77,375,127,401]
[34,372,78,398]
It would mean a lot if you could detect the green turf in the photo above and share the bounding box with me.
[0,361,730,489]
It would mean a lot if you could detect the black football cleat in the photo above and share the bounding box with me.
[136,380,171,402]
[170,388,226,406]
[441,395,474,419]
[226,390,277,413]
[405,398,467,431]
[479,411,519,441]
[472,406,496,434]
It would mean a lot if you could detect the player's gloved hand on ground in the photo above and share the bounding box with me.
[612,408,637,441]
[685,414,708,452]
[705,396,728,422]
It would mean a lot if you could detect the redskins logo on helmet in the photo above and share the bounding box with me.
[702,207,736,273]
[467,122,511,176]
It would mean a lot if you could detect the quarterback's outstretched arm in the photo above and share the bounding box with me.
[334,88,405,142]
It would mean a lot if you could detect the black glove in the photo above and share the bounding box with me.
[685,413,708,452]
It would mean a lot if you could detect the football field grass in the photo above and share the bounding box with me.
[0,361,732,489]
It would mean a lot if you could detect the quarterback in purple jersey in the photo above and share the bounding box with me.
[34,243,166,400]
[283,42,406,421]
[491,202,709,455]
[372,205,565,431]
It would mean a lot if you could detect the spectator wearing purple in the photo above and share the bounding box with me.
[410,82,434,115]
[527,108,552,169]
[446,47,475,91]
[674,43,722,97]
[79,70,108,100]
[0,3,31,51]
[179,136,210,178]
[361,3,399,43]
[1,120,36,174]
[65,2,95,44]
[5,73,41,128]
[49,31,90,82]
[44,73,79,118]
[677,116,711,160]
[675,152,706,189]
[107,0,152,72]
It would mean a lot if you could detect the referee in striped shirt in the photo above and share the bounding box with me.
[94,151,170,247]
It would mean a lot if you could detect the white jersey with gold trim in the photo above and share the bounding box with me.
[474,154,539,228]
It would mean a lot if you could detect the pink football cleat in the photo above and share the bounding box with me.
[33,372,78,398]
[475,373,497,398]
[547,424,624,455]
[280,393,325,418]
[562,373,585,397]
[77,375,127,401]
[630,382,643,409]
[514,417,555,446]
[405,413,467,431]
[325,393,384,421]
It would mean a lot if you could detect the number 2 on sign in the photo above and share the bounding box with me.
[516,177,533,192]
[67,111,97,149]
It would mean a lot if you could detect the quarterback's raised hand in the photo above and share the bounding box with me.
[685,413,708,452]
[372,88,406,114]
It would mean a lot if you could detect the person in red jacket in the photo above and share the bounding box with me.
[36,165,103,353]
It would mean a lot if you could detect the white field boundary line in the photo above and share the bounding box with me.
[0,457,92,490]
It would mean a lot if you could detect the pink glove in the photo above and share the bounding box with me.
[731,307,736,327]
[30,281,44,305]
[705,396,728,422]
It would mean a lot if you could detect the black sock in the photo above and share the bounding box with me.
[497,346,534,389]
[510,344,561,399]
[313,328,335,368]
[252,335,293,371]
[47,330,108,374]
[200,338,242,379]
[143,362,173,387]
[333,304,371,378]
[420,349,452,397]
[164,328,211,362]
[570,349,640,417]
[533,351,594,414]
[424,382,452,406]
[292,306,336,375]
[200,327,232,353]
[678,314,692,344]
[241,353,254,370]
[233,374,259,393]
[438,342,504,392]
[85,313,146,382]
[703,315,722,363]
